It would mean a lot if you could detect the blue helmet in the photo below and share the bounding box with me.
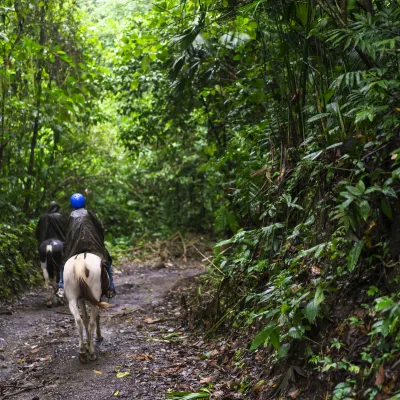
[70,193,85,209]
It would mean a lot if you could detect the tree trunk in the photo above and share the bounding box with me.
[23,2,46,216]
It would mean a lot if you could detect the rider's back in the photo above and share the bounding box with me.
[36,212,67,244]
[63,208,107,262]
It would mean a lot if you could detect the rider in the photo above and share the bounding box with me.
[57,193,116,299]
[36,201,67,245]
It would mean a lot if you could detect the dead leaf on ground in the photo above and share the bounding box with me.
[376,364,385,385]
[144,317,162,324]
[252,379,265,392]
[199,376,213,384]
[126,353,153,361]
[31,348,41,354]
[116,371,131,378]
[94,370,104,374]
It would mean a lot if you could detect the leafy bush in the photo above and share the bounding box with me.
[0,222,41,298]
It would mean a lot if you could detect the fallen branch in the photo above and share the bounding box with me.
[55,311,72,316]
[0,384,43,399]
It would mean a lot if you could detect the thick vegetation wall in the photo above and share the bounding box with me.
[111,0,400,397]
[0,223,40,297]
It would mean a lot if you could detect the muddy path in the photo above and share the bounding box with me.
[0,262,214,400]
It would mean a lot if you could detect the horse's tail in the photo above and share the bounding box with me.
[46,244,54,279]
[74,256,109,309]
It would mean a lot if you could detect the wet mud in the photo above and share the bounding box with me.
[0,262,210,400]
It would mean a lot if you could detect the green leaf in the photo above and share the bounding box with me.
[345,186,362,196]
[269,327,281,350]
[375,297,395,312]
[347,241,364,272]
[250,326,271,351]
[307,113,331,123]
[304,300,319,323]
[288,325,304,339]
[359,200,370,221]
[250,326,280,350]
[381,198,393,219]
[356,181,365,194]
[314,286,325,307]
[278,343,290,359]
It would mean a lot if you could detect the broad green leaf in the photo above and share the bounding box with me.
[356,181,365,194]
[375,297,395,312]
[359,200,370,221]
[278,343,291,359]
[288,325,304,339]
[250,326,272,351]
[381,198,393,219]
[250,326,280,350]
[347,241,364,272]
[308,113,331,123]
[304,300,319,323]
[345,186,362,196]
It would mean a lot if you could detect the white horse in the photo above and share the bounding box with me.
[64,253,109,362]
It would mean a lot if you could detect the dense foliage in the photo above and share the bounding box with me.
[111,0,400,397]
[0,222,40,297]
[1,0,400,397]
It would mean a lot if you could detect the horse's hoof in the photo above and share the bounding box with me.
[95,336,103,343]
[79,352,88,363]
[89,353,97,361]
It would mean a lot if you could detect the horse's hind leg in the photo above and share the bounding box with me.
[88,305,99,361]
[41,261,52,308]
[79,299,89,351]
[68,300,87,363]
[95,313,103,342]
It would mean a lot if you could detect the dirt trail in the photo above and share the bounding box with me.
[0,262,209,400]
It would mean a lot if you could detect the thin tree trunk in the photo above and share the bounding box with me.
[23,2,46,216]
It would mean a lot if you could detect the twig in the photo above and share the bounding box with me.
[176,231,187,263]
[0,311,12,315]
[55,310,72,316]
[0,385,43,399]
[0,384,40,389]
[192,245,225,276]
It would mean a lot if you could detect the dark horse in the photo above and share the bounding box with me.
[39,239,63,307]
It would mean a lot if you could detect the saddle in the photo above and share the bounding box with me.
[100,260,110,296]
